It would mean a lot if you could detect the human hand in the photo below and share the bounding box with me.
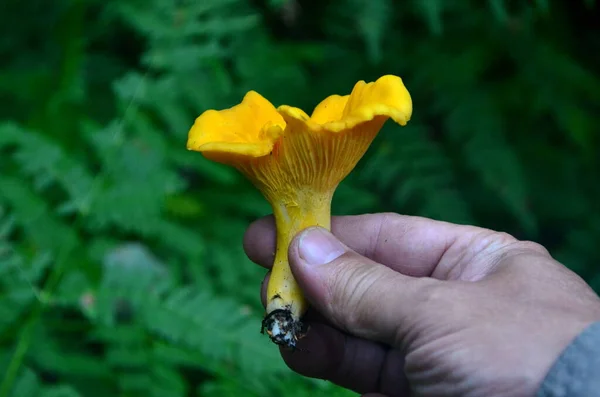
[243,213,600,397]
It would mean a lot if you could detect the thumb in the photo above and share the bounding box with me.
[289,226,419,346]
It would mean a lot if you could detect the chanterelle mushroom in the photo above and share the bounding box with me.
[187,75,412,348]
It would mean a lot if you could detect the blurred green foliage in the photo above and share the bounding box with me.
[1,0,599,396]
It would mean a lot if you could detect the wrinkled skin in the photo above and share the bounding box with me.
[244,213,600,397]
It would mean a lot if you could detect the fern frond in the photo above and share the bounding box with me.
[445,92,536,233]
[7,367,83,397]
[144,286,285,375]
[0,123,95,217]
[0,206,51,335]
[90,248,285,377]
[355,122,473,224]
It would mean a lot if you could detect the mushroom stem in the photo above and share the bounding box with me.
[261,190,333,348]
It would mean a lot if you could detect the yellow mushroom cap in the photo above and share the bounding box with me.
[301,74,412,130]
[186,74,412,201]
[186,90,286,161]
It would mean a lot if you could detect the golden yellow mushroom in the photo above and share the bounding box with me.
[187,75,412,348]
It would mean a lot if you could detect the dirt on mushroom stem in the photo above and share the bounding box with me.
[260,191,332,349]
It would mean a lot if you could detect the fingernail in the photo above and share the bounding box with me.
[298,228,346,266]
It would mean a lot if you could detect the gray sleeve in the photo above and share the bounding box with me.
[537,321,600,397]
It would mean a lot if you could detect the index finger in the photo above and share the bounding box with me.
[243,213,485,278]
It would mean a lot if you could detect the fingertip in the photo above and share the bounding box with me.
[291,226,348,268]
[243,215,276,268]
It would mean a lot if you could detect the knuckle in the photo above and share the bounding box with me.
[478,230,517,248]
[491,238,551,265]
[510,239,550,257]
[470,230,549,259]
[468,230,517,261]
[468,230,552,276]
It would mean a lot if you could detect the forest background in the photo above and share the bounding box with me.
[1,0,599,396]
